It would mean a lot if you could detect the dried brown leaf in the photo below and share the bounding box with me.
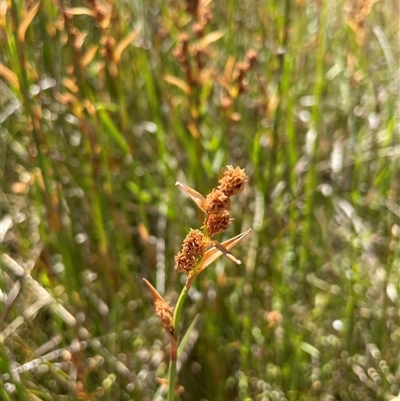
[175,181,207,212]
[62,78,79,93]
[187,122,200,139]
[216,76,232,94]
[18,1,40,43]
[164,74,191,95]
[198,31,225,51]
[143,278,162,304]
[186,229,251,287]
[114,28,141,63]
[80,45,98,67]
[0,64,20,89]
[202,229,251,269]
[210,241,241,264]
[223,56,236,82]
[65,7,94,17]
[0,1,8,28]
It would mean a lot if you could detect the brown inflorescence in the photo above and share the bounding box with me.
[204,166,248,238]
[205,209,231,238]
[174,229,206,273]
[205,189,231,214]
[154,299,174,334]
[217,165,248,197]
[175,166,248,261]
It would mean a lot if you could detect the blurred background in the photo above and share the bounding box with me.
[1,0,399,400]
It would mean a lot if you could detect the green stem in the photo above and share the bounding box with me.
[173,285,189,338]
[166,285,188,401]
[167,359,177,401]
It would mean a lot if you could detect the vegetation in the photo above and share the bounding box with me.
[1,0,399,400]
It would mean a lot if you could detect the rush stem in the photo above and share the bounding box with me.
[167,285,188,401]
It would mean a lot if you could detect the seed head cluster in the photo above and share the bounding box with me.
[217,165,248,197]
[205,209,231,237]
[155,299,174,334]
[174,229,206,273]
[175,166,248,273]
[205,189,231,214]
[205,166,247,238]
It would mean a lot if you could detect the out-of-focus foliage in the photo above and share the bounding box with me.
[1,0,399,400]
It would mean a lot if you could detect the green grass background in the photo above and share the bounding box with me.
[1,0,399,400]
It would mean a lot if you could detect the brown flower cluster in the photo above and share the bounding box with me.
[217,165,248,196]
[174,229,206,273]
[155,299,174,334]
[205,189,231,214]
[174,166,248,273]
[205,166,248,238]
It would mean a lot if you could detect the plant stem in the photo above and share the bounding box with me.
[167,359,177,401]
[166,285,188,400]
[173,285,189,338]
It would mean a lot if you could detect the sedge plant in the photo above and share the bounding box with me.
[143,166,251,400]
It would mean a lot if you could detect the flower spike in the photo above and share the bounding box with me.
[143,278,176,345]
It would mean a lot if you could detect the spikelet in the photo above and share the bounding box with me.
[174,229,206,273]
[205,189,231,214]
[205,210,231,238]
[217,165,248,197]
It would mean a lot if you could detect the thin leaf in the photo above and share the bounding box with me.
[62,78,79,93]
[300,342,321,358]
[175,181,207,212]
[223,55,236,82]
[204,228,252,268]
[18,1,40,43]
[65,7,94,16]
[65,7,96,17]
[0,63,20,89]
[142,278,164,305]
[198,31,225,51]
[186,229,251,287]
[164,74,191,95]
[114,28,141,63]
[177,314,200,358]
[210,241,241,264]
[80,45,98,67]
[98,109,130,155]
[187,121,200,138]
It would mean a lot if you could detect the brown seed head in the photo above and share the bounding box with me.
[174,252,193,273]
[218,166,248,196]
[206,210,231,237]
[183,229,206,257]
[174,229,206,273]
[205,189,231,214]
[155,299,174,334]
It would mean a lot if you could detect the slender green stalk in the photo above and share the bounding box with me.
[301,0,328,274]
[165,285,189,401]
[167,359,177,401]
[173,285,189,338]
